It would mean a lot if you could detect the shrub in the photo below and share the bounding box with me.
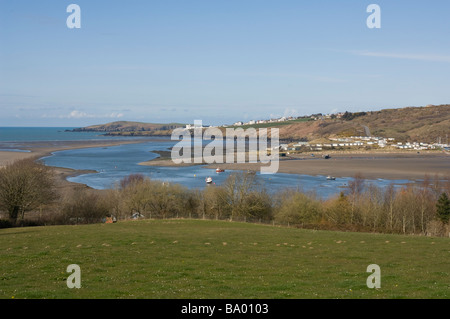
[61,188,109,224]
[275,191,322,226]
[323,192,352,225]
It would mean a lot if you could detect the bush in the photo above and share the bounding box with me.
[61,188,109,224]
[118,175,192,219]
[426,220,447,237]
[275,191,322,225]
[323,192,352,226]
[221,171,271,221]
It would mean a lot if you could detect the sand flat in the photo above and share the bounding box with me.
[140,150,450,180]
[0,139,151,167]
[2,140,449,181]
[140,151,450,180]
[203,152,450,180]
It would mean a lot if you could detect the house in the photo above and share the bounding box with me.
[293,142,310,150]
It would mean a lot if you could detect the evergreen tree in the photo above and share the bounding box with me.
[436,192,450,224]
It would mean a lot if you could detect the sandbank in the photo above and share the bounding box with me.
[140,150,450,181]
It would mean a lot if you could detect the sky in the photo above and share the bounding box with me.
[1,0,449,127]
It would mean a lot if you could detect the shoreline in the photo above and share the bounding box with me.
[140,149,450,181]
[1,140,448,185]
[0,138,168,167]
[0,139,162,190]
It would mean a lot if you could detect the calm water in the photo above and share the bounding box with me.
[1,127,413,198]
[41,141,411,198]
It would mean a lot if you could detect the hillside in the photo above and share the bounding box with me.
[278,104,450,142]
[69,105,450,142]
[69,121,185,136]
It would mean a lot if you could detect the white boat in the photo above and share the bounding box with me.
[326,176,336,180]
[205,177,213,184]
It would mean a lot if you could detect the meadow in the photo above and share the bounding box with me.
[0,219,448,299]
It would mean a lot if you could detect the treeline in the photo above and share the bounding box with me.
[340,111,367,121]
[0,159,449,237]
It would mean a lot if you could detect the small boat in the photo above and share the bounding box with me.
[216,168,225,173]
[327,176,336,180]
[205,177,213,184]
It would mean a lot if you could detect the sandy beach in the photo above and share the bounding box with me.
[140,150,450,181]
[0,139,159,167]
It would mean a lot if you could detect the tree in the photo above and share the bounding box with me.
[119,173,145,189]
[202,185,228,220]
[61,188,109,224]
[436,192,450,224]
[347,173,365,224]
[0,158,56,223]
[275,191,321,226]
[324,191,352,225]
[222,171,262,221]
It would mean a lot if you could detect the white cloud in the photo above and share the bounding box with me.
[40,110,125,119]
[66,110,124,119]
[68,110,89,119]
[283,108,299,118]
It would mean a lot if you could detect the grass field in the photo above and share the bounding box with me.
[0,219,448,299]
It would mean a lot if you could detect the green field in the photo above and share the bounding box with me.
[0,219,448,299]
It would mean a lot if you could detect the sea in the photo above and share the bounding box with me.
[0,127,413,199]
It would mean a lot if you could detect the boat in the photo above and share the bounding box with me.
[326,176,336,180]
[205,177,213,184]
[216,168,225,173]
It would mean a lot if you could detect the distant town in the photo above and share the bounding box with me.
[184,110,450,153]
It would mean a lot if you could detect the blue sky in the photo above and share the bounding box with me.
[1,0,449,127]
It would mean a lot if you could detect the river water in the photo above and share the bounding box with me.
[1,127,412,198]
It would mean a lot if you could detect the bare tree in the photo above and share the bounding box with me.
[347,173,365,224]
[61,188,109,224]
[202,185,228,220]
[0,158,56,223]
[383,184,396,232]
[222,171,262,221]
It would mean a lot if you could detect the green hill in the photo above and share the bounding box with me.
[70,121,186,136]
[0,219,448,299]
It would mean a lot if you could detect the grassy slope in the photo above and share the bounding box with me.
[70,105,449,142]
[279,105,450,142]
[0,219,448,299]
